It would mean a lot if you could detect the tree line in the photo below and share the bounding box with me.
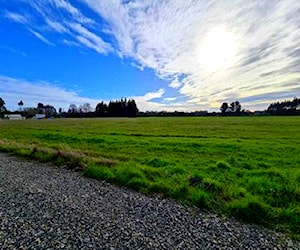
[267,97,300,115]
[66,98,138,118]
[0,97,139,118]
[0,96,299,119]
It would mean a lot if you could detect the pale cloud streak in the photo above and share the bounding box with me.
[28,29,54,46]
[1,1,111,55]
[0,75,170,112]
[0,76,101,111]
[4,11,28,24]
[70,22,112,54]
[45,18,69,34]
[0,44,26,57]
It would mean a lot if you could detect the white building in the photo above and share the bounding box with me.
[4,114,24,120]
[32,114,46,119]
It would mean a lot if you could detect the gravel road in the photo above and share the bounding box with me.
[0,153,299,249]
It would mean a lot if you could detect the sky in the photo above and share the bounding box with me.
[0,0,299,112]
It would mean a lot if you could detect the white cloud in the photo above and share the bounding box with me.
[62,39,80,47]
[45,18,69,33]
[163,97,176,102]
[131,88,203,111]
[28,29,55,46]
[70,22,112,54]
[142,88,165,101]
[132,89,166,111]
[50,0,95,25]
[4,11,28,24]
[0,75,101,111]
[169,78,182,89]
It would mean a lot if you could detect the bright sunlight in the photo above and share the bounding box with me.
[197,26,238,73]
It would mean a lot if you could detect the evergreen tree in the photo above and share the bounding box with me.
[95,102,108,116]
[127,99,138,117]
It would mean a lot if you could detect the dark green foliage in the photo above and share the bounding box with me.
[146,158,169,168]
[267,97,300,115]
[36,103,57,117]
[189,174,222,194]
[216,161,231,170]
[108,98,138,117]
[0,97,7,118]
[95,101,108,116]
[228,199,270,225]
[220,102,229,114]
[220,100,242,115]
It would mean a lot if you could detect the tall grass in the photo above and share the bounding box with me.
[0,117,299,237]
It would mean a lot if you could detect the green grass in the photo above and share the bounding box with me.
[0,116,299,237]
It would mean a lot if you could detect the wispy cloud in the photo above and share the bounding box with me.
[1,1,111,54]
[28,29,54,46]
[45,18,69,34]
[132,89,167,111]
[0,44,26,57]
[50,0,95,25]
[0,75,101,111]
[4,11,28,24]
[70,22,112,54]
[81,0,300,110]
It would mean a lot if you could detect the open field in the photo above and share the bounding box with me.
[0,117,299,237]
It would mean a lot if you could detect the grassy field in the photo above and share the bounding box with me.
[0,117,299,237]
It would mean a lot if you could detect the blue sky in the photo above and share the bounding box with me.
[0,0,299,112]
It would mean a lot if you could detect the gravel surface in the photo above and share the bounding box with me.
[0,153,299,249]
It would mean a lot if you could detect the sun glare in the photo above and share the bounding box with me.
[197,27,238,73]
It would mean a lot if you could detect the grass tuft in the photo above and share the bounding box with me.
[146,158,169,168]
[216,160,231,170]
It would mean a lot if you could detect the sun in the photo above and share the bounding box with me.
[197,26,238,73]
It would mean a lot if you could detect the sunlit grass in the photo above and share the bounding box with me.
[0,117,299,237]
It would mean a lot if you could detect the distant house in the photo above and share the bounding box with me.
[32,114,46,119]
[4,114,24,120]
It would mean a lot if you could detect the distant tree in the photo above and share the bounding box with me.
[43,105,57,117]
[235,101,241,114]
[229,102,235,112]
[127,99,138,117]
[18,100,24,111]
[106,98,139,117]
[0,97,5,109]
[229,101,242,114]
[58,107,62,113]
[95,101,108,116]
[220,102,229,114]
[37,102,44,113]
[79,103,93,113]
[108,100,119,116]
[68,104,78,114]
[267,97,300,115]
[0,97,7,118]
[23,107,38,119]
[220,101,242,115]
